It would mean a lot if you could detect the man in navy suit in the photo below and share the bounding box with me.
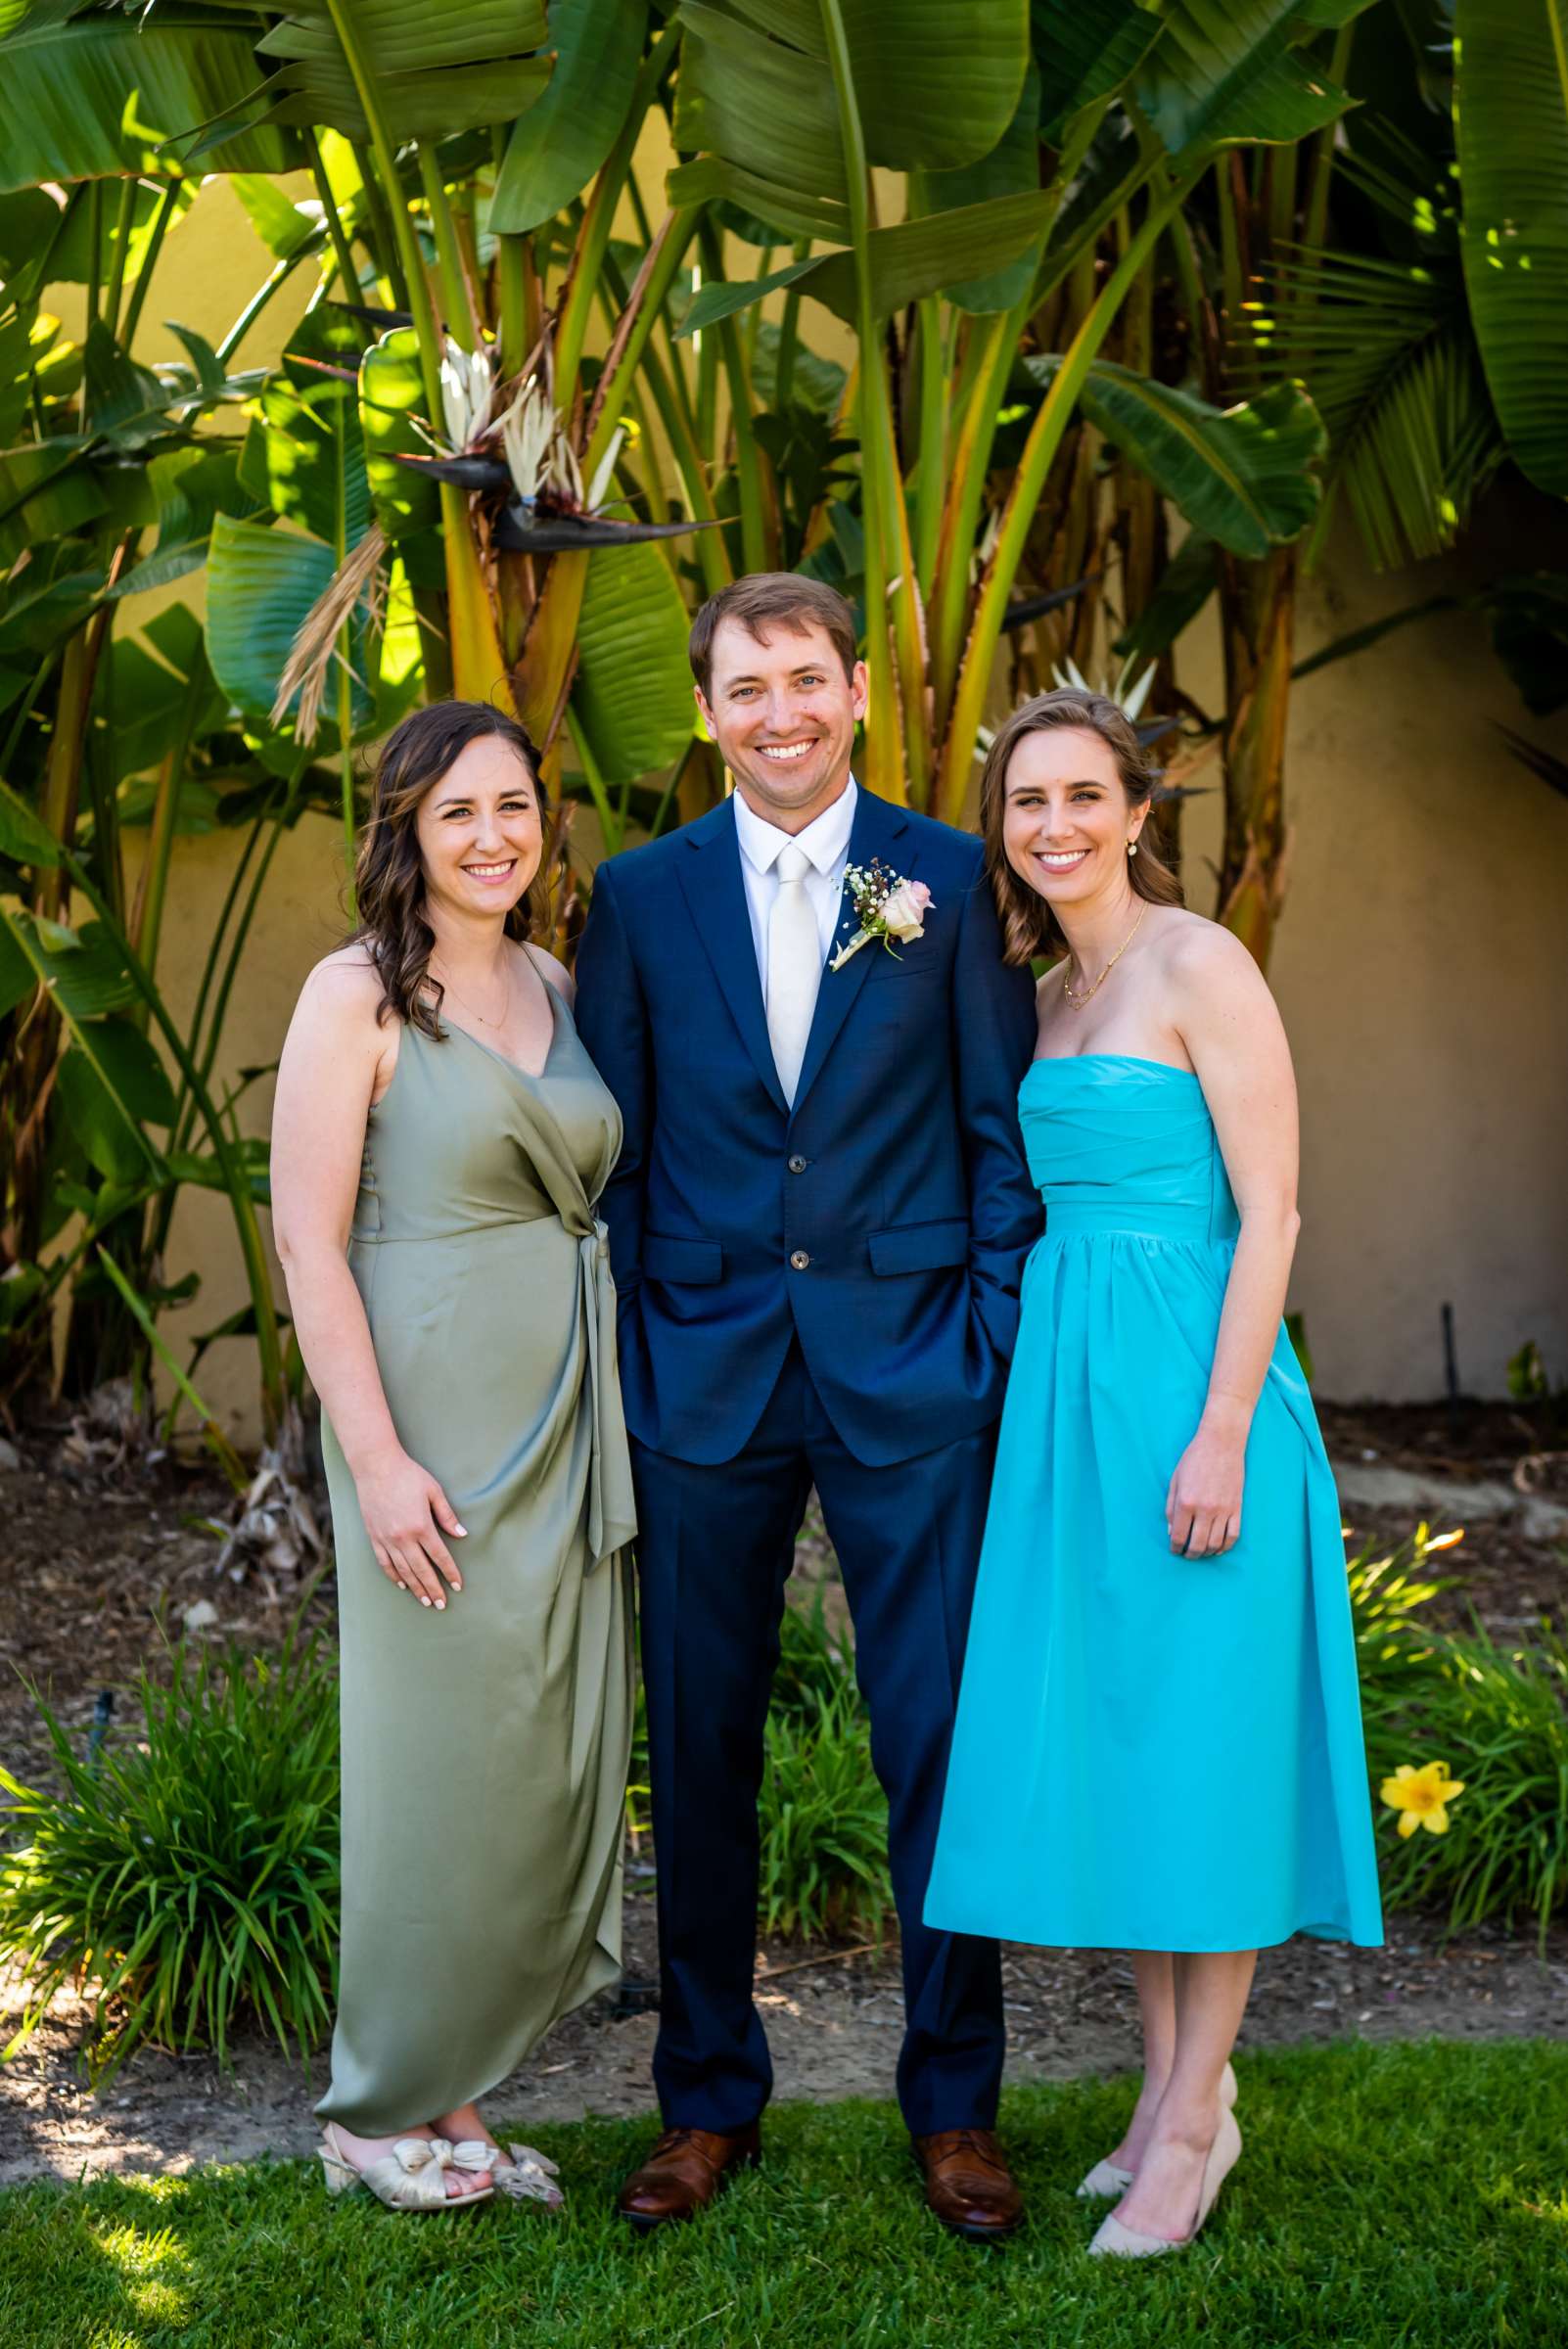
[575,576,1040,2236]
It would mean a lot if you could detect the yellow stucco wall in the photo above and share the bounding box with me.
[53,172,1568,1436]
[1183,546,1568,1406]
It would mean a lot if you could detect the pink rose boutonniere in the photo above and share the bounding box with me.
[829,859,935,972]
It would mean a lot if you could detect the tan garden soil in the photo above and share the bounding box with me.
[1,1405,1566,2189]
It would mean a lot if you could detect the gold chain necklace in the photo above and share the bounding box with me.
[1062,898,1148,1011]
[432,956,512,1028]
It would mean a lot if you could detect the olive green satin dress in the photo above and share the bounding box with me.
[315,983,636,2136]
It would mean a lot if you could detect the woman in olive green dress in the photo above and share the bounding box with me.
[271,702,635,2212]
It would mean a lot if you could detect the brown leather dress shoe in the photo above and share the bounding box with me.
[912,2128,1023,2240]
[618,2125,761,2230]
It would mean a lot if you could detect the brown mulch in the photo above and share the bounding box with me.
[1,1404,1566,2188]
[1317,1396,1568,1488]
[0,1434,335,1805]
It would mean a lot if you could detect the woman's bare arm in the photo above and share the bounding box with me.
[270,956,465,1607]
[1164,923,1303,1557]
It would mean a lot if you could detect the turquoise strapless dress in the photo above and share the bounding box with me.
[925,1055,1383,1953]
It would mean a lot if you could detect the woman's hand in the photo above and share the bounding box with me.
[1166,1408,1247,1558]
[353,1447,468,1606]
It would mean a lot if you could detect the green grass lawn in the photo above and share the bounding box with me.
[3,2042,1565,2349]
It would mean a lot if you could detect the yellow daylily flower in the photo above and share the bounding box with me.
[1380,1760,1466,1839]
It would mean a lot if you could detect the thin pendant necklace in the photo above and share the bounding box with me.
[1062,898,1148,1011]
[433,954,511,1028]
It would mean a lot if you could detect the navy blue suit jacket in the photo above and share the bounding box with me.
[574,786,1041,1468]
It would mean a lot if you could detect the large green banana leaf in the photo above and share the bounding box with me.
[259,0,550,139]
[572,541,696,789]
[231,171,328,262]
[239,345,373,556]
[1033,0,1165,143]
[491,0,648,236]
[108,444,264,601]
[258,0,548,78]
[1027,358,1326,556]
[0,900,168,1178]
[0,442,107,568]
[0,569,103,696]
[0,910,137,1019]
[666,156,848,245]
[672,0,1031,239]
[358,326,441,543]
[674,1,848,219]
[263,55,550,141]
[0,771,64,866]
[206,514,373,734]
[677,191,1056,335]
[920,62,1041,313]
[0,12,294,190]
[1114,529,1221,663]
[0,914,32,1021]
[57,1018,177,1185]
[1133,0,1355,155]
[1454,0,1568,500]
[107,604,226,784]
[838,0,1030,172]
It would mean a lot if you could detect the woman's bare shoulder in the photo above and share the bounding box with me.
[294,944,389,1031]
[524,939,576,1005]
[1152,907,1256,983]
[1153,910,1278,1045]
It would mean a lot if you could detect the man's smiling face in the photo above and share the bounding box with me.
[695,615,867,831]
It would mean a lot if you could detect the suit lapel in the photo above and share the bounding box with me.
[790,787,911,1118]
[675,798,790,1116]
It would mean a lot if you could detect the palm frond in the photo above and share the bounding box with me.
[1243,242,1501,568]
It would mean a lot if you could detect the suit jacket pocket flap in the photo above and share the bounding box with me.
[644,1231,724,1285]
[867,1219,969,1276]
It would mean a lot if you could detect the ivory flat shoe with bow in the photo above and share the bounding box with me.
[488,2142,565,2208]
[1075,2060,1237,2199]
[319,2124,495,2211]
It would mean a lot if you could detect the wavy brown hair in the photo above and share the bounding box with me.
[978,689,1182,966]
[351,701,547,1038]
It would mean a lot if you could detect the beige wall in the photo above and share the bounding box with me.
[59,178,1568,1435]
[1180,537,1568,1402]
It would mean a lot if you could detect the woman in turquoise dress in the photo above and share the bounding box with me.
[925,689,1382,2260]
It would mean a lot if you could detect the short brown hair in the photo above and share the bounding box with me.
[351,700,548,1038]
[978,689,1183,966]
[689,573,858,700]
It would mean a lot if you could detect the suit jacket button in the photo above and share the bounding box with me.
[789,1249,810,1270]
[788,1154,807,1174]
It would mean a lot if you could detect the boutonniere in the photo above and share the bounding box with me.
[829,860,935,972]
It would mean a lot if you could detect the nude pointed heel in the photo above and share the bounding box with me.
[1086,2106,1241,2259]
[1076,2059,1237,2199]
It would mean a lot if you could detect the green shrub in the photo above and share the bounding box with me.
[0,1623,340,2084]
[1351,1525,1568,1945]
[759,1680,893,1944]
[771,1580,858,1723]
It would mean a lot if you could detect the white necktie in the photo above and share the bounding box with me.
[765,842,820,1107]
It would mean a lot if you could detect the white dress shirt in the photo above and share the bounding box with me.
[732,775,858,982]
